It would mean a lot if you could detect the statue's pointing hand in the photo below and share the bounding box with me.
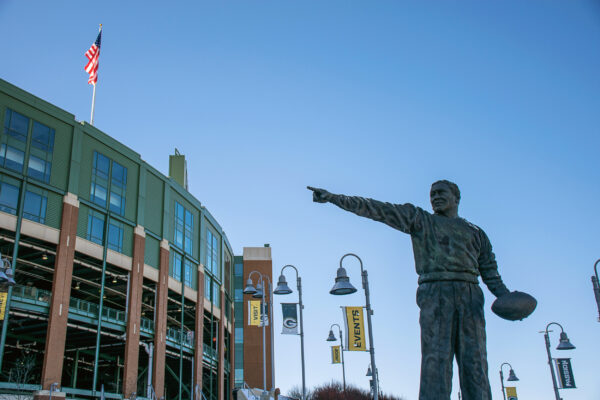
[307,186,330,203]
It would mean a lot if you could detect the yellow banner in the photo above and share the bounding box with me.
[248,300,261,326]
[331,345,341,364]
[0,292,7,321]
[344,306,366,351]
[505,387,517,399]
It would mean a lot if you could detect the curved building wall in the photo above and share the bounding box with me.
[0,79,234,400]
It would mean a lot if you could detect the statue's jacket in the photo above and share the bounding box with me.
[327,194,509,297]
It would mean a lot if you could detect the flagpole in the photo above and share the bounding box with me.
[89,23,101,125]
[90,83,97,125]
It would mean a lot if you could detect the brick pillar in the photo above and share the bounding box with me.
[193,266,205,396]
[122,226,146,398]
[38,193,79,392]
[229,301,235,397]
[218,289,225,400]
[153,239,169,398]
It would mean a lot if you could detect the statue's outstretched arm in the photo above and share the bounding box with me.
[307,186,419,234]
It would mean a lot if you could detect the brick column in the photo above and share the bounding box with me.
[122,226,146,399]
[153,239,169,398]
[193,265,205,396]
[218,289,225,400]
[37,193,79,393]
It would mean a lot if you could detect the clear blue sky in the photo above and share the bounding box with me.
[2,1,600,399]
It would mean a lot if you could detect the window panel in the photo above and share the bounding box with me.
[107,220,124,252]
[23,190,47,223]
[0,179,19,214]
[4,109,28,142]
[0,144,25,172]
[184,259,194,288]
[87,211,105,245]
[205,277,211,300]
[172,252,182,282]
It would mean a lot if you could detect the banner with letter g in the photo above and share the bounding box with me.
[281,303,299,334]
[343,306,367,351]
[331,345,341,364]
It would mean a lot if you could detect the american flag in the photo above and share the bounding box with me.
[85,27,102,85]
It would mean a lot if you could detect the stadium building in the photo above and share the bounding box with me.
[0,79,267,400]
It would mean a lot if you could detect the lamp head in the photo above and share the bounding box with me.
[326,330,336,342]
[507,369,519,382]
[273,274,292,295]
[330,267,357,295]
[252,281,264,298]
[366,366,372,377]
[243,278,257,295]
[557,331,575,350]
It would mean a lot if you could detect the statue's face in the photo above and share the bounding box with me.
[430,182,458,216]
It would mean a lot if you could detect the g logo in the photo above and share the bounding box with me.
[283,318,297,329]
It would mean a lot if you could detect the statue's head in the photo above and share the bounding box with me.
[430,180,460,217]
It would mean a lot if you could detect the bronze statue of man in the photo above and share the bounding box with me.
[308,180,512,400]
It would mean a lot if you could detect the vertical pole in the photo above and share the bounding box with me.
[90,83,97,125]
[268,282,275,391]
[499,369,506,400]
[592,259,600,322]
[297,277,306,400]
[92,215,110,393]
[339,328,346,392]
[261,279,266,393]
[0,180,26,371]
[544,332,561,400]
[362,270,378,400]
[72,349,80,388]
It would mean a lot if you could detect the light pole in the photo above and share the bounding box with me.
[499,362,519,400]
[591,259,600,322]
[244,271,275,394]
[273,265,306,400]
[329,253,378,400]
[365,363,380,397]
[326,323,346,391]
[543,322,575,400]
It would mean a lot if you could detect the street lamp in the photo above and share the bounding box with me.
[330,253,379,400]
[326,323,346,391]
[244,271,275,393]
[0,253,16,286]
[273,265,306,400]
[365,363,380,397]
[543,322,575,400]
[499,362,519,400]
[591,259,600,322]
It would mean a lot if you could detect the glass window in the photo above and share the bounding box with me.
[234,288,242,302]
[234,328,243,343]
[0,178,19,214]
[87,211,105,245]
[0,144,25,173]
[206,230,219,277]
[174,202,194,254]
[172,252,182,282]
[27,121,54,183]
[109,161,126,215]
[184,259,194,288]
[205,277,211,300]
[213,281,220,307]
[4,109,29,142]
[90,152,127,215]
[107,219,124,252]
[23,190,47,223]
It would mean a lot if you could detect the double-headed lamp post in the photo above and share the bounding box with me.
[243,271,275,393]
[329,253,378,400]
[499,362,519,400]
[591,259,600,322]
[543,322,575,400]
[365,363,380,397]
[273,265,306,400]
[326,323,346,391]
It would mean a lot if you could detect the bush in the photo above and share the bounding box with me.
[287,381,405,400]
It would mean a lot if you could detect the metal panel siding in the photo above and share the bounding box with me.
[45,191,63,229]
[77,204,89,239]
[144,235,159,268]
[144,172,163,235]
[49,126,72,190]
[122,223,133,257]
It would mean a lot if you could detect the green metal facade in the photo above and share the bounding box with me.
[0,79,234,400]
